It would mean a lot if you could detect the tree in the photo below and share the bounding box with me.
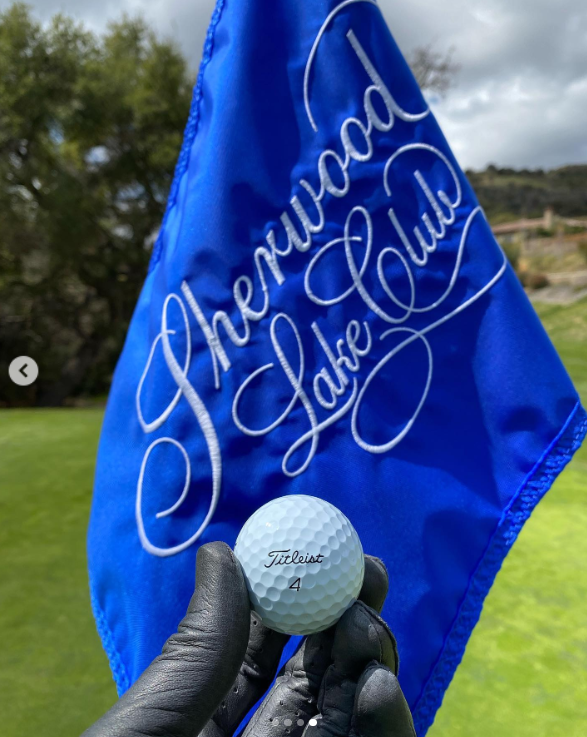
[0,3,194,406]
[410,45,458,96]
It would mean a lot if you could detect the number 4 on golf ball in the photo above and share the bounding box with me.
[234,495,365,635]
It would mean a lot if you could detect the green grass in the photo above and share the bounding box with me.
[0,409,116,736]
[0,299,586,737]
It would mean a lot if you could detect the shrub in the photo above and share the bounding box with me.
[520,272,550,290]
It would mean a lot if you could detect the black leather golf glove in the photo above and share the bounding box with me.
[83,541,415,737]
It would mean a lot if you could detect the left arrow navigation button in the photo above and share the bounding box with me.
[9,357,39,387]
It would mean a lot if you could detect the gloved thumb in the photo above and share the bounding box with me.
[83,541,251,737]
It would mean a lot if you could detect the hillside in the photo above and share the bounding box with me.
[466,165,587,224]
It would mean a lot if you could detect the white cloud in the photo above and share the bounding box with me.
[2,0,586,169]
[434,74,587,169]
[377,0,587,168]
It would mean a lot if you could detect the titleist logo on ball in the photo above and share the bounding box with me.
[265,549,326,568]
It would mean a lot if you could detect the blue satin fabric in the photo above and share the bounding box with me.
[88,1,586,733]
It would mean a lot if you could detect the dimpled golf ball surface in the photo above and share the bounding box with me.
[234,495,364,635]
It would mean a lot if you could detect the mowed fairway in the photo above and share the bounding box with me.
[0,409,116,736]
[0,299,586,737]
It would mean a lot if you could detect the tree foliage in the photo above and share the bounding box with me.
[466,165,587,222]
[0,3,193,405]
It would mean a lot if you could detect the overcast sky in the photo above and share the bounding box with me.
[5,0,587,170]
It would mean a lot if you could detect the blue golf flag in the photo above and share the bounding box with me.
[88,0,587,733]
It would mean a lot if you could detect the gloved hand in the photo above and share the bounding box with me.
[83,542,415,737]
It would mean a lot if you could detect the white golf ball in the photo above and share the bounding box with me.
[234,495,365,635]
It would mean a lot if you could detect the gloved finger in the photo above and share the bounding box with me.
[239,557,390,737]
[329,598,398,678]
[353,664,416,737]
[82,542,251,737]
[299,666,414,737]
[358,555,389,614]
[201,611,289,737]
[240,624,335,737]
[303,601,398,737]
